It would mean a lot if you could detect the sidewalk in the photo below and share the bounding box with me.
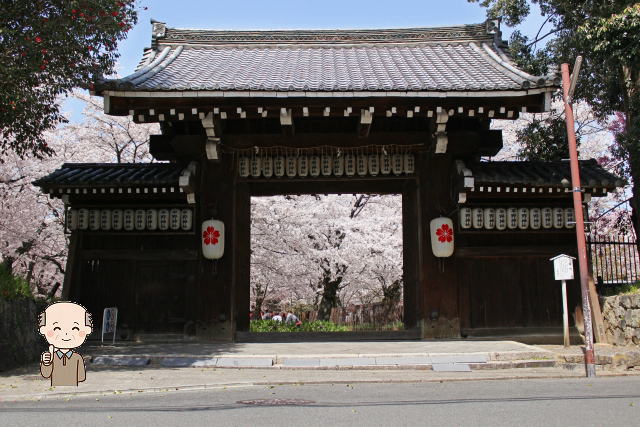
[1,340,638,402]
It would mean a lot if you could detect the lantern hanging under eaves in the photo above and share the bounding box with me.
[333,154,345,176]
[274,155,285,177]
[250,156,262,178]
[542,207,553,229]
[430,217,454,257]
[518,207,529,230]
[286,155,297,177]
[77,208,89,230]
[66,209,78,231]
[392,154,403,176]
[356,153,368,176]
[321,154,333,176]
[202,219,224,259]
[169,208,181,230]
[553,207,565,229]
[368,154,380,176]
[89,209,100,231]
[298,155,309,177]
[483,208,496,230]
[100,210,112,231]
[309,155,321,177]
[262,156,273,178]
[238,156,250,178]
[459,207,472,229]
[507,207,518,229]
[472,208,484,229]
[495,208,507,230]
[112,209,123,231]
[380,153,392,175]
[530,208,541,230]
[403,153,415,174]
[158,209,169,230]
[181,209,193,231]
[146,209,158,230]
[564,208,575,229]
[135,209,146,231]
[345,152,356,176]
[123,209,135,231]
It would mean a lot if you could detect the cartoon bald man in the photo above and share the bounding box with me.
[38,301,93,386]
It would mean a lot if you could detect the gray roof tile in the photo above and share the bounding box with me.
[98,21,557,94]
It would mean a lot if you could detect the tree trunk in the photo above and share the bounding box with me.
[317,273,343,321]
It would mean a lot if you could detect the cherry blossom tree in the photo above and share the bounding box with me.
[0,92,157,296]
[250,193,403,316]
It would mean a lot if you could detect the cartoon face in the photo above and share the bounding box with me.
[39,302,92,350]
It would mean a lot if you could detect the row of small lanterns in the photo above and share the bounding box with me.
[238,151,416,178]
[459,207,577,230]
[66,208,194,232]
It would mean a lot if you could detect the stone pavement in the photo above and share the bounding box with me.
[0,340,638,402]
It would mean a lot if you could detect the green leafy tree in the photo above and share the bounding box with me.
[0,0,138,158]
[470,1,640,236]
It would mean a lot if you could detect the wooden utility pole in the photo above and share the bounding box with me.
[561,58,596,377]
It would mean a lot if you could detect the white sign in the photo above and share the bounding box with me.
[550,254,575,281]
[101,307,118,345]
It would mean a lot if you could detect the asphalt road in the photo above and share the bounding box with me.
[1,377,639,426]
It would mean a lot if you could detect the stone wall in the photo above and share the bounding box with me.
[0,298,45,371]
[602,293,640,346]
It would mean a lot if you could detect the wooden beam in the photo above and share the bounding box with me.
[358,109,373,138]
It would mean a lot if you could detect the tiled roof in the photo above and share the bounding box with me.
[97,20,557,94]
[33,163,184,189]
[467,160,623,190]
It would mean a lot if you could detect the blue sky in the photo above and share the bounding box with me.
[64,0,545,119]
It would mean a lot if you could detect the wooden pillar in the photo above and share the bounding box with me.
[402,178,421,329]
[62,233,83,301]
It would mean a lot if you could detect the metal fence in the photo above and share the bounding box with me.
[588,234,640,286]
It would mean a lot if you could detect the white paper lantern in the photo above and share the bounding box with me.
[459,207,472,229]
[169,208,181,230]
[356,154,368,176]
[530,208,541,230]
[496,208,507,230]
[345,153,356,176]
[380,154,392,175]
[430,217,454,257]
[309,156,321,177]
[202,219,224,259]
[321,154,333,176]
[542,207,553,229]
[333,154,345,176]
[507,207,518,230]
[66,209,78,231]
[262,156,273,178]
[180,209,192,231]
[297,155,309,177]
[146,209,158,230]
[77,209,89,230]
[368,154,380,176]
[89,210,100,231]
[483,208,496,230]
[250,156,262,178]
[565,208,575,229]
[274,156,285,177]
[123,209,135,231]
[112,209,123,231]
[158,209,169,231]
[100,210,111,231]
[392,154,403,175]
[238,156,250,178]
[134,209,146,231]
[518,207,529,229]
[553,207,565,229]
[286,155,297,177]
[472,208,484,229]
[403,153,415,174]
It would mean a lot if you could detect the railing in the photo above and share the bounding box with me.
[588,234,640,287]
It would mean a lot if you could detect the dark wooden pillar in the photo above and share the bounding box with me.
[419,152,460,337]
[402,179,421,329]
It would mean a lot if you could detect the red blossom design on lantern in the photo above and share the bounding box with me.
[202,226,220,245]
[436,223,453,243]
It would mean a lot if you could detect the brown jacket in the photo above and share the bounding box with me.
[40,351,86,386]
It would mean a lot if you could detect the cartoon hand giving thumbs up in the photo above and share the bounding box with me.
[41,345,54,365]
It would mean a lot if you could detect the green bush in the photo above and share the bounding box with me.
[0,263,31,299]
[250,319,349,332]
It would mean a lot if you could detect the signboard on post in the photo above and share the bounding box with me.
[550,255,575,348]
[101,307,118,345]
